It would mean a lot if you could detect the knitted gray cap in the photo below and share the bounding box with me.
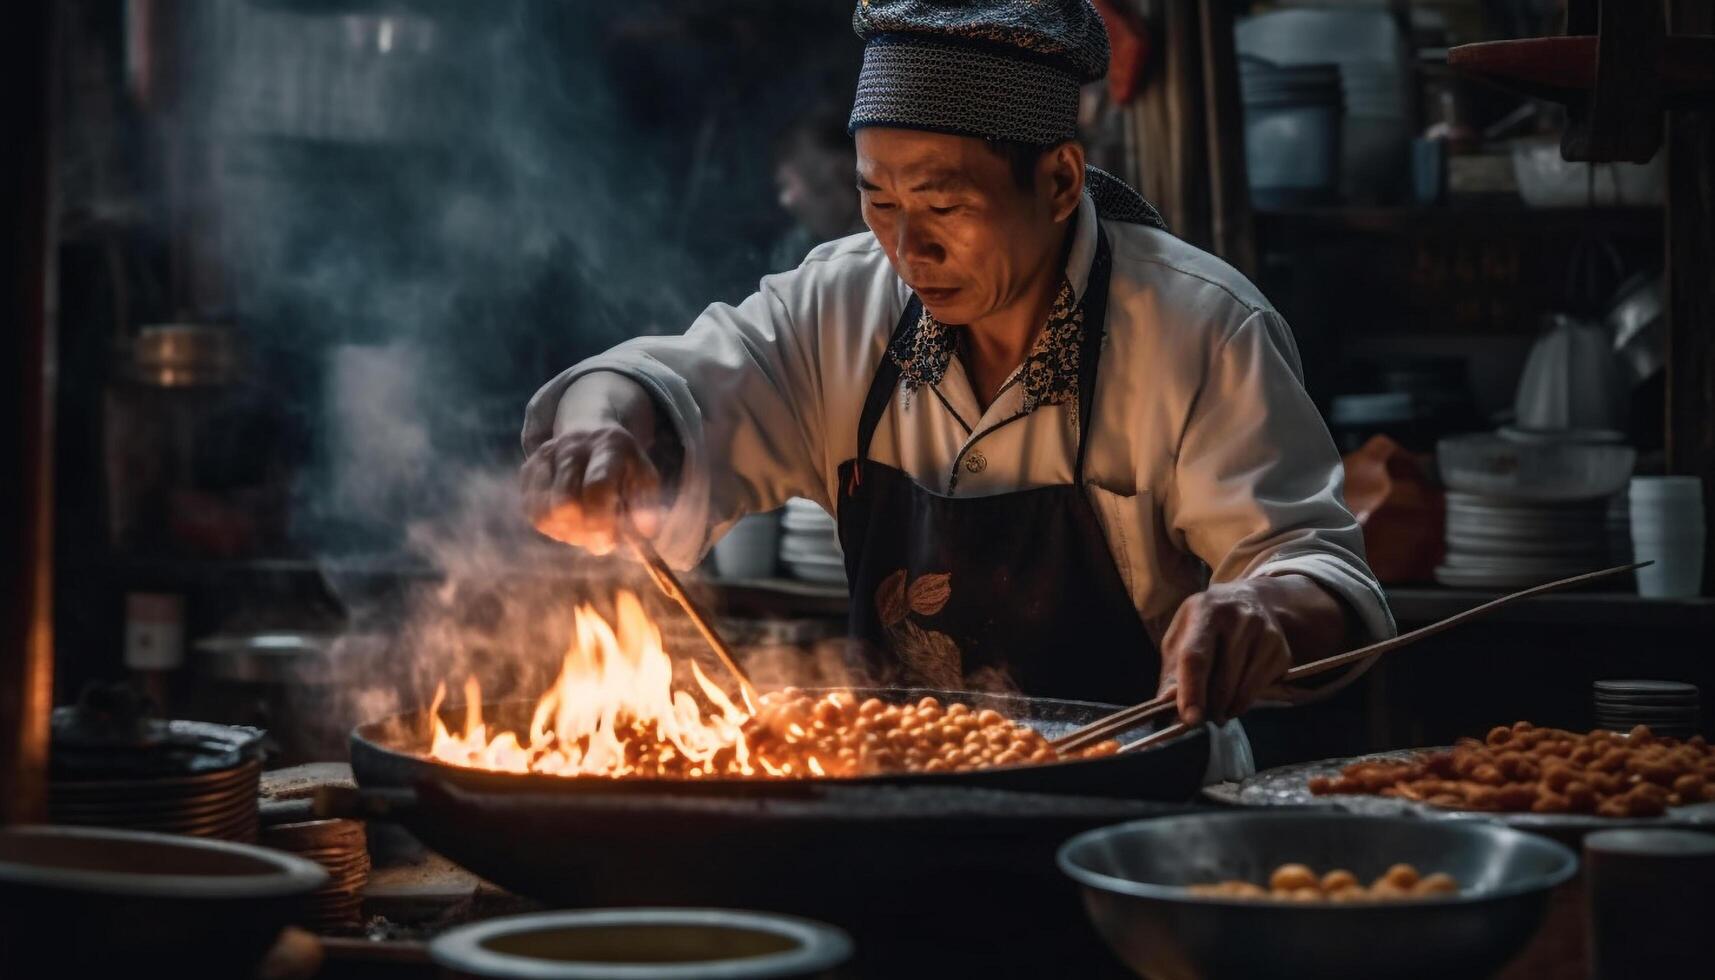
[848,0,1109,145]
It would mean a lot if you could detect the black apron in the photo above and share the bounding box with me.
[834,225,1159,704]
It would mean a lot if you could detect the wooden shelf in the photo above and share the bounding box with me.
[1254,204,1663,235]
[1385,586,1715,630]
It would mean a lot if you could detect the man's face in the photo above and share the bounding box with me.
[855,128,1062,326]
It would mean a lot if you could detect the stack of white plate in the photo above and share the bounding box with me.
[1436,492,1608,589]
[1594,680,1701,739]
[780,498,846,587]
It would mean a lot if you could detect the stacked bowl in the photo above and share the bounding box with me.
[780,497,846,587]
[1594,680,1701,738]
[51,758,263,842]
[1239,58,1343,207]
[1236,7,1412,204]
[49,705,266,843]
[260,818,371,933]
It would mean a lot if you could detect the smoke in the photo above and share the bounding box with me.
[174,1,779,739]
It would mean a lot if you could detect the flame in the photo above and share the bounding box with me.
[427,591,756,778]
[421,589,1108,779]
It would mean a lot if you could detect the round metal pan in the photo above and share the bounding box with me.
[350,687,1210,802]
[1204,749,1715,840]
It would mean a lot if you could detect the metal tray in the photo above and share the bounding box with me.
[1204,749,1715,834]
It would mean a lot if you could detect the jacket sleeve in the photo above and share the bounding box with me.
[521,271,831,571]
[1167,308,1396,693]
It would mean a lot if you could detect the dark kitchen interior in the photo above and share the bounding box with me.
[4,1,1715,978]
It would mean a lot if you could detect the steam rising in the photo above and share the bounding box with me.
[181,2,762,735]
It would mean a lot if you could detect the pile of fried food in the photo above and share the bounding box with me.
[742,690,1120,776]
[1309,722,1715,818]
[1188,862,1458,902]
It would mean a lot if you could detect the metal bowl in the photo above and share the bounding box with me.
[1059,812,1577,980]
[429,908,853,980]
[0,825,327,976]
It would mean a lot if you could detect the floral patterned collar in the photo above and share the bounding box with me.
[888,275,1087,417]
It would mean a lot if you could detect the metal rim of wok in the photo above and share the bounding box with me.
[1057,811,1579,910]
[349,687,1210,798]
[427,907,854,980]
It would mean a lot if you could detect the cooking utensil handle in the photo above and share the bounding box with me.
[617,519,761,709]
[1282,560,1649,683]
[1057,561,1649,753]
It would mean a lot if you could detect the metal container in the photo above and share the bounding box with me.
[0,825,326,976]
[429,908,854,980]
[1059,811,1577,980]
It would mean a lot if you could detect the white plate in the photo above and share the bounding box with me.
[785,560,848,586]
[779,532,840,552]
[1439,552,1601,575]
[1444,531,1605,557]
[1433,564,1557,589]
[780,543,842,564]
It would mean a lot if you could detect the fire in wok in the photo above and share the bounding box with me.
[424,590,1118,780]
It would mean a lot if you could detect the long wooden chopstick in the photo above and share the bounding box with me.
[618,521,761,710]
[1052,560,1650,754]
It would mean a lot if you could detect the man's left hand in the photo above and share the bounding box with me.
[1156,575,1347,726]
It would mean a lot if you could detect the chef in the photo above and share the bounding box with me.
[521,0,1394,730]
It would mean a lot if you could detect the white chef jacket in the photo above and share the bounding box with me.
[523,192,1397,676]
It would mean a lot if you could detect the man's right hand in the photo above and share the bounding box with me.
[520,374,671,555]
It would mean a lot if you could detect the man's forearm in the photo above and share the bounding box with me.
[1253,573,1352,664]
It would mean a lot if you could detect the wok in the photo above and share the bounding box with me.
[343,688,1211,976]
[350,687,1210,802]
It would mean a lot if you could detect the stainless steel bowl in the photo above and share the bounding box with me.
[1059,812,1576,980]
[428,908,853,979]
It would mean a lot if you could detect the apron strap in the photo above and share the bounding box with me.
[1072,226,1113,484]
[854,298,917,469]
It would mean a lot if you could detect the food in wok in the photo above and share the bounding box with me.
[1310,722,1715,817]
[1187,862,1459,902]
[421,593,1123,780]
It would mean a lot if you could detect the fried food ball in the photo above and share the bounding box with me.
[1315,721,1713,818]
[1381,864,1421,889]
[1414,873,1458,896]
[1192,865,1459,904]
[1269,864,1319,892]
[1321,869,1359,892]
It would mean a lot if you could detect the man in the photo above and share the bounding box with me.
[770,103,868,271]
[521,0,1394,729]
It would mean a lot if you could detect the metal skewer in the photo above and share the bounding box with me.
[617,520,760,710]
[1054,561,1651,755]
